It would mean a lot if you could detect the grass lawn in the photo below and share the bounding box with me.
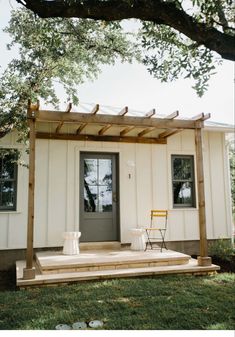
[0,273,234,330]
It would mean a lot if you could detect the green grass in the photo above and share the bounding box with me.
[0,274,235,330]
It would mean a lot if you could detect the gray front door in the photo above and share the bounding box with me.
[80,152,119,242]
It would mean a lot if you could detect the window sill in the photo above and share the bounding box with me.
[169,208,198,211]
[0,211,22,214]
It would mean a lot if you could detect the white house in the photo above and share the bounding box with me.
[0,103,233,277]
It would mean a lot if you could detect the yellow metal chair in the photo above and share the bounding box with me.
[145,210,168,252]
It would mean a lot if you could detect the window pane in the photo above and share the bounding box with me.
[84,185,97,212]
[98,159,112,186]
[1,181,15,208]
[173,181,193,206]
[99,186,112,212]
[0,152,17,210]
[84,159,97,185]
[1,155,15,179]
[173,157,192,180]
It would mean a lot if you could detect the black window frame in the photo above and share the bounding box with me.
[0,151,18,211]
[171,154,196,208]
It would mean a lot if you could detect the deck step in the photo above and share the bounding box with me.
[35,249,190,274]
[16,259,220,288]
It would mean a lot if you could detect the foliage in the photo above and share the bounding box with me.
[140,23,221,97]
[191,0,234,31]
[0,8,138,144]
[16,0,235,96]
[209,239,234,261]
[1,2,234,145]
[137,0,234,96]
[0,274,235,329]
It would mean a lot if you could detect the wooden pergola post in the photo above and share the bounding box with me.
[23,101,37,280]
[195,125,212,266]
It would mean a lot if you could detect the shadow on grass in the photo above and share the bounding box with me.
[0,268,16,292]
[0,274,234,330]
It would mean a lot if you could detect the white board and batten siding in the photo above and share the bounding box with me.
[0,129,232,249]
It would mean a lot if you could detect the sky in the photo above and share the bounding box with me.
[0,0,234,126]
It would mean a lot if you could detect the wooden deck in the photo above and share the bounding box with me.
[16,249,220,288]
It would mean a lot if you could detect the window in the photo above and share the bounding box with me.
[0,151,18,211]
[171,155,196,208]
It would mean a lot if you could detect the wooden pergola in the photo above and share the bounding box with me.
[23,101,212,280]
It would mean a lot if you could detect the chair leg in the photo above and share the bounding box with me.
[159,230,167,252]
[145,230,152,251]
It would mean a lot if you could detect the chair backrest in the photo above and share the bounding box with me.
[150,210,168,229]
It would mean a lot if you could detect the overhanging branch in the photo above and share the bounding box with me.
[17,0,235,61]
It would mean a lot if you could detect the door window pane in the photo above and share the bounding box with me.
[84,159,98,185]
[99,159,112,186]
[84,185,98,212]
[99,186,112,212]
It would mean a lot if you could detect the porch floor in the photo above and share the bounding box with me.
[36,248,190,273]
[16,249,220,288]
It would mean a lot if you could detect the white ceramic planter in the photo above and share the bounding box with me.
[129,228,146,251]
[62,231,81,255]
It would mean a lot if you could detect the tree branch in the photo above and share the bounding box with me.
[17,0,235,61]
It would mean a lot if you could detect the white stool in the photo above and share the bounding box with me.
[62,231,81,255]
[130,228,146,251]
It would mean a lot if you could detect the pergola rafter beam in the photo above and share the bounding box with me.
[165,110,179,120]
[145,108,155,118]
[120,108,156,136]
[76,103,99,134]
[159,129,183,139]
[192,112,211,121]
[120,126,135,136]
[138,127,155,137]
[66,102,72,113]
[158,111,212,139]
[137,109,156,137]
[98,106,128,135]
[55,103,73,133]
[138,109,179,138]
[119,106,128,116]
[90,104,99,115]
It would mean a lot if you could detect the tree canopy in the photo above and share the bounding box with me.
[0,8,137,141]
[1,1,234,142]
[17,0,235,61]
[15,0,235,97]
